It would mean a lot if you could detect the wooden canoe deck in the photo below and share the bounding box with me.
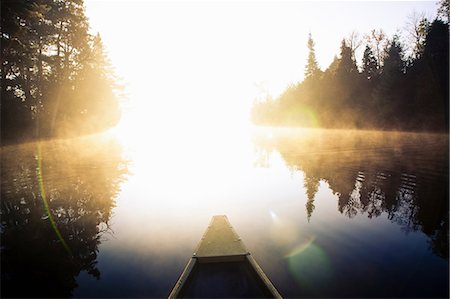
[194,215,248,262]
[168,215,282,298]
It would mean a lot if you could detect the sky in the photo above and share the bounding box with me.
[84,0,439,134]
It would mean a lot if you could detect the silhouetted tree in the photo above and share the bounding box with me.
[413,19,449,131]
[362,45,378,80]
[437,0,449,21]
[1,0,44,141]
[0,0,121,145]
[372,35,407,128]
[365,29,388,71]
[405,12,430,60]
[383,35,405,74]
[337,39,358,76]
[345,31,362,62]
[304,33,320,79]
[251,5,448,132]
[56,34,121,136]
[334,39,362,124]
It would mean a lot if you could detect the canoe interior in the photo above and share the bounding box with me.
[169,215,282,298]
[176,257,276,298]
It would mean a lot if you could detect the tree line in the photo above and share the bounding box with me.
[252,4,449,132]
[1,0,121,145]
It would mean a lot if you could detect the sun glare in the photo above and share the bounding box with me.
[86,0,440,154]
[85,1,312,145]
[88,1,440,212]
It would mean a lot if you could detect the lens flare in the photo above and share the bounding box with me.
[269,210,301,247]
[286,238,333,292]
[37,143,72,255]
[300,106,319,127]
[269,210,279,221]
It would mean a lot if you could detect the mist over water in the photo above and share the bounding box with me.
[2,0,448,297]
[1,128,447,298]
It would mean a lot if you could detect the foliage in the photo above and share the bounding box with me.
[304,33,320,79]
[251,13,449,133]
[437,0,449,21]
[1,0,121,145]
[362,45,378,80]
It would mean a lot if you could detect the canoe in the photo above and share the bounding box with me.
[168,215,282,298]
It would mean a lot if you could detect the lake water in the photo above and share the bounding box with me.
[1,128,448,298]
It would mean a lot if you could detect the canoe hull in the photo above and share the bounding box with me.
[168,215,282,298]
[171,255,277,298]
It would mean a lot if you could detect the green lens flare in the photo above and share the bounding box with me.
[286,239,333,292]
[37,143,72,256]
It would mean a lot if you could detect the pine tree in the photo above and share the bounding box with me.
[437,0,449,22]
[1,0,121,143]
[67,34,121,133]
[383,35,405,75]
[304,33,320,79]
[337,39,358,76]
[362,45,378,80]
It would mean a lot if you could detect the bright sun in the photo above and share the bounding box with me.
[84,0,441,221]
[85,0,439,147]
[84,1,312,146]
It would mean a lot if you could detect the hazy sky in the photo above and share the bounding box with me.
[84,1,439,130]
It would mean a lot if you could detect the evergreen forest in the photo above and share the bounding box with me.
[1,0,121,145]
[252,4,449,132]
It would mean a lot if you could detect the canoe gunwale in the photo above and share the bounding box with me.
[168,216,282,298]
[168,257,197,299]
[246,254,282,298]
[168,254,282,299]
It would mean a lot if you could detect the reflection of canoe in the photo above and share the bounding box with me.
[168,215,282,298]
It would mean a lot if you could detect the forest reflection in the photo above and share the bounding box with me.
[254,129,449,259]
[0,136,128,298]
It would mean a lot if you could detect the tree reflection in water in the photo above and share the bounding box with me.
[1,136,128,298]
[254,129,448,259]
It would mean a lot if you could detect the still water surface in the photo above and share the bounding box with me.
[1,128,448,298]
